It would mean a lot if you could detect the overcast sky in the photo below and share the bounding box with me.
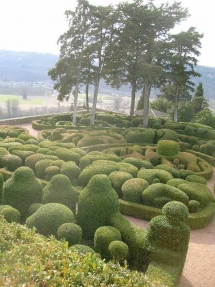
[0,0,215,67]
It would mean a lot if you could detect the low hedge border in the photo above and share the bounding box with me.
[188,150,215,167]
[119,199,215,229]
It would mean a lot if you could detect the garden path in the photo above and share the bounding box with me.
[16,123,215,287]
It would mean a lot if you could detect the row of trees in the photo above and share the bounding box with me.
[48,0,203,127]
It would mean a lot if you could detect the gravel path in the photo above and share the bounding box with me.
[17,123,215,287]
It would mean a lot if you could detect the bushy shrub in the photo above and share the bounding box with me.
[18,133,36,142]
[162,201,189,223]
[0,173,4,203]
[60,161,81,182]
[26,203,75,236]
[166,178,188,188]
[142,183,189,208]
[144,148,162,166]
[3,167,43,218]
[108,171,133,195]
[36,148,50,154]
[7,130,19,138]
[78,160,119,186]
[109,240,129,261]
[35,159,53,179]
[0,147,9,166]
[178,182,214,206]
[8,144,39,153]
[155,164,180,178]
[137,168,173,185]
[57,223,82,246]
[42,174,77,213]
[70,244,95,254]
[45,166,60,181]
[123,158,153,170]
[155,129,178,142]
[186,175,207,185]
[122,178,149,203]
[25,154,58,171]
[188,200,200,213]
[52,130,62,141]
[0,206,20,223]
[2,154,22,171]
[77,174,119,239]
[179,169,194,179]
[28,203,43,216]
[48,159,65,168]
[118,162,138,177]
[157,140,179,157]
[10,150,35,164]
[94,226,122,260]
[126,129,155,144]
[54,147,81,163]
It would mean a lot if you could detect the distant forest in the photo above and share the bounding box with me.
[0,50,215,99]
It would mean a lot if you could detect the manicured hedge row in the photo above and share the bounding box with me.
[119,199,215,229]
[188,150,215,166]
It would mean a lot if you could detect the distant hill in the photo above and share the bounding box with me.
[0,50,214,99]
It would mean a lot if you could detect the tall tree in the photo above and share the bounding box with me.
[48,0,91,124]
[161,27,203,122]
[192,82,208,114]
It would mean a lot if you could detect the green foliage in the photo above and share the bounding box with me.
[157,140,179,157]
[186,174,207,185]
[94,226,122,260]
[108,171,133,194]
[77,174,119,239]
[193,109,215,129]
[137,169,173,185]
[57,223,82,246]
[45,166,60,181]
[188,200,200,213]
[51,130,63,141]
[60,161,81,182]
[28,203,43,216]
[178,182,215,206]
[126,129,155,144]
[42,174,77,213]
[118,162,138,177]
[25,153,58,171]
[2,154,22,171]
[35,159,53,179]
[0,218,150,286]
[123,158,153,170]
[109,241,129,261]
[142,183,189,208]
[122,178,149,203]
[155,164,180,178]
[162,201,189,223]
[0,206,20,223]
[55,147,81,163]
[26,203,75,237]
[3,167,43,219]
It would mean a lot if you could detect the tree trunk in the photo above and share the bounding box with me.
[130,81,136,117]
[173,88,179,122]
[142,79,151,128]
[90,72,100,125]
[85,83,89,112]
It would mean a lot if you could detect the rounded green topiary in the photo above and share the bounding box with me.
[188,200,200,213]
[157,140,179,157]
[60,161,81,182]
[77,174,119,239]
[52,130,62,141]
[162,201,189,223]
[108,171,133,195]
[42,174,77,213]
[2,154,22,171]
[0,206,20,223]
[57,223,82,246]
[35,159,53,179]
[0,173,4,203]
[108,240,129,261]
[186,175,207,185]
[45,166,60,181]
[121,178,149,203]
[3,167,43,219]
[70,244,95,254]
[26,203,75,237]
[55,147,81,163]
[94,226,122,260]
[123,158,153,170]
[28,203,43,216]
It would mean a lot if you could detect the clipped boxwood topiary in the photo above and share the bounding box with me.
[108,171,133,195]
[60,161,81,182]
[35,159,53,179]
[109,240,129,261]
[0,206,20,223]
[57,223,82,246]
[55,147,81,163]
[123,158,153,170]
[94,226,122,260]
[157,140,179,157]
[2,154,22,171]
[70,244,95,254]
[77,174,119,239]
[188,200,200,213]
[28,203,43,216]
[162,201,189,224]
[3,167,43,219]
[26,203,75,237]
[0,173,4,203]
[45,166,60,181]
[42,174,77,213]
[186,175,207,185]
[122,178,149,203]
